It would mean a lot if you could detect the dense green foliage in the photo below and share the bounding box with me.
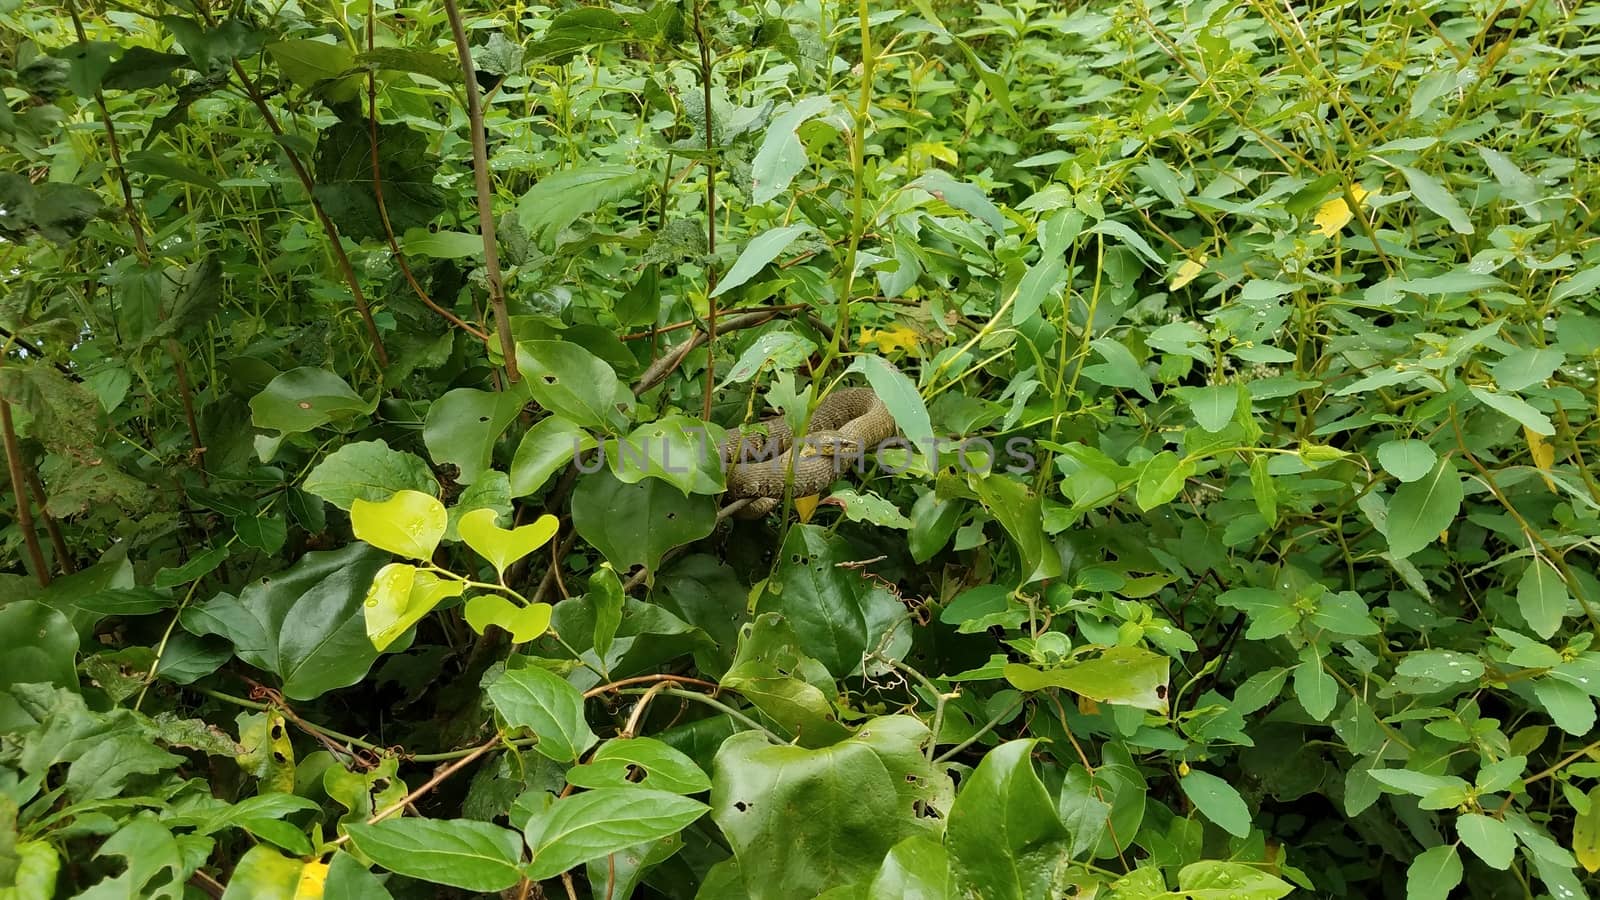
[3,0,1600,897]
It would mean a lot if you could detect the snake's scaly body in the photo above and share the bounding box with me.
[719,388,897,511]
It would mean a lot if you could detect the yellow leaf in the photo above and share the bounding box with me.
[1311,186,1373,237]
[351,490,446,560]
[364,563,466,650]
[1575,785,1600,873]
[459,508,559,576]
[463,594,553,643]
[794,494,820,523]
[1170,257,1206,290]
[1525,425,1559,493]
[294,861,330,900]
[1078,695,1099,716]
[858,325,920,355]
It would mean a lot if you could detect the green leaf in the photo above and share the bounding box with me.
[515,164,648,248]
[355,48,460,84]
[1534,677,1596,735]
[868,835,951,900]
[459,509,559,577]
[326,850,397,900]
[516,341,627,431]
[422,388,524,485]
[124,149,219,189]
[249,367,372,436]
[1377,439,1437,483]
[1012,250,1065,324]
[1135,451,1196,511]
[721,331,816,386]
[947,740,1072,900]
[351,489,446,560]
[1386,457,1463,559]
[1177,861,1293,900]
[752,97,834,204]
[1457,813,1515,870]
[528,7,633,60]
[711,719,934,898]
[712,225,811,297]
[486,666,597,762]
[566,737,711,795]
[605,416,726,494]
[1395,649,1484,684]
[1493,347,1564,391]
[1396,164,1474,235]
[0,600,79,691]
[970,473,1062,584]
[303,440,439,510]
[1551,262,1600,303]
[1405,844,1463,900]
[570,469,716,576]
[1083,338,1156,402]
[266,38,355,88]
[180,544,389,699]
[218,843,303,899]
[1294,647,1338,720]
[313,118,444,242]
[101,46,189,91]
[344,818,523,893]
[909,170,1006,233]
[846,355,931,463]
[362,563,464,651]
[1181,385,1238,432]
[1470,386,1553,435]
[1179,769,1252,838]
[510,416,596,497]
[1003,646,1169,712]
[463,594,552,643]
[401,228,483,259]
[908,490,963,562]
[823,489,911,529]
[524,787,707,880]
[588,565,625,662]
[756,525,911,677]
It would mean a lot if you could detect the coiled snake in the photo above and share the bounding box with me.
[718,387,898,515]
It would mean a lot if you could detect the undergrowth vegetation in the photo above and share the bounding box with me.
[2,0,1600,897]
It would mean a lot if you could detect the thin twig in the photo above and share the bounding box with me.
[442,0,520,383]
[25,469,72,575]
[0,395,48,587]
[691,0,719,420]
[328,737,503,847]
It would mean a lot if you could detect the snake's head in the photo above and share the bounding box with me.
[796,430,862,459]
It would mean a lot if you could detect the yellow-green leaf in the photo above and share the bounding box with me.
[463,594,553,643]
[1575,785,1600,873]
[364,563,464,650]
[458,508,559,576]
[352,489,446,560]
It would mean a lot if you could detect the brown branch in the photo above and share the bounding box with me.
[1,395,48,587]
[26,469,73,575]
[633,309,784,394]
[226,61,390,368]
[327,736,502,847]
[442,0,519,383]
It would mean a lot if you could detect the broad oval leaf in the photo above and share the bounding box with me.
[524,787,708,880]
[344,818,523,893]
[486,666,597,762]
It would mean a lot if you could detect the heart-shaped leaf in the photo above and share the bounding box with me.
[463,594,553,643]
[458,508,559,576]
[352,490,446,560]
[364,563,465,650]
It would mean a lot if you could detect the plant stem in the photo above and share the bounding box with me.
[0,395,48,586]
[691,0,719,421]
[442,0,520,383]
